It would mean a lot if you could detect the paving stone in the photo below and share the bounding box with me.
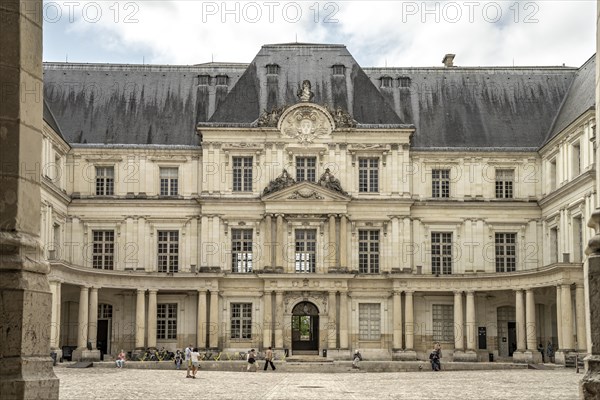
[55,367,581,399]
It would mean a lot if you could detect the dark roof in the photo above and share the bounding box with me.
[42,45,594,150]
[363,66,577,149]
[544,55,596,144]
[43,100,66,141]
[43,63,246,145]
[209,43,402,125]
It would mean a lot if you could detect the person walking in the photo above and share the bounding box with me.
[547,341,555,363]
[430,342,442,371]
[185,344,193,378]
[263,346,276,371]
[247,349,257,372]
[537,343,545,363]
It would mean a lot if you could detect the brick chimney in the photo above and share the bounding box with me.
[442,54,456,67]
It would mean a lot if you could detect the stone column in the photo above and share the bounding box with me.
[392,291,403,350]
[274,291,284,349]
[329,214,337,269]
[276,215,283,268]
[147,289,157,349]
[454,291,464,351]
[465,291,476,352]
[135,289,146,349]
[340,215,348,269]
[49,281,62,352]
[263,291,273,348]
[581,209,600,398]
[556,285,563,349]
[0,0,59,396]
[88,287,98,349]
[561,284,574,350]
[339,291,349,349]
[515,289,526,351]
[404,291,414,351]
[525,289,537,352]
[76,286,89,350]
[264,215,272,267]
[209,290,219,349]
[328,291,337,350]
[575,284,586,351]
[197,290,207,348]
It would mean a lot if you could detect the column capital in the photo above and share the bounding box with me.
[454,290,463,295]
[89,287,99,292]
[148,289,158,294]
[209,289,220,295]
[404,290,414,295]
[80,285,90,291]
[136,289,146,295]
[514,288,524,293]
[392,290,402,296]
[197,289,207,294]
[525,288,534,294]
[465,290,475,295]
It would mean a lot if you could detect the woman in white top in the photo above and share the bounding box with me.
[190,348,200,378]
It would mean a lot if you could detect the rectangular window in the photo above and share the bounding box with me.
[432,169,450,198]
[495,169,514,199]
[432,304,454,342]
[157,303,177,340]
[233,156,253,192]
[295,229,316,273]
[359,158,379,193]
[495,233,516,272]
[399,77,411,88]
[216,75,228,86]
[158,231,179,273]
[332,65,345,75]
[431,232,452,275]
[92,230,114,270]
[550,159,557,190]
[95,166,114,196]
[230,303,252,339]
[159,167,179,196]
[296,157,317,182]
[358,230,380,274]
[572,142,581,178]
[232,229,253,273]
[359,303,381,340]
[198,75,210,85]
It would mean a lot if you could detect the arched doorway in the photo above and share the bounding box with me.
[291,301,319,355]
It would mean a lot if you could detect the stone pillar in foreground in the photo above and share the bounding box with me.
[197,290,207,348]
[463,291,477,361]
[85,287,100,360]
[274,291,284,349]
[576,284,587,352]
[0,0,59,397]
[263,290,273,349]
[339,291,348,350]
[399,291,417,360]
[49,281,62,361]
[392,291,402,353]
[525,289,541,363]
[72,286,89,361]
[327,291,336,351]
[208,290,219,349]
[147,289,157,349]
[581,209,600,398]
[135,289,146,350]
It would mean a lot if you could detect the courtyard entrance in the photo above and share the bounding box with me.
[291,301,319,355]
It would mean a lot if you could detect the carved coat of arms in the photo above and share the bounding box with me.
[281,107,331,144]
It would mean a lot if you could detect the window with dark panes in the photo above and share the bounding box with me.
[233,156,253,192]
[160,167,178,196]
[157,303,177,340]
[158,231,179,273]
[296,157,317,182]
[95,166,114,196]
[359,230,380,273]
[432,169,450,198]
[232,229,253,273]
[359,158,379,193]
[92,230,114,270]
[495,233,516,272]
[230,303,252,339]
[431,232,452,275]
[295,229,316,273]
[495,169,514,199]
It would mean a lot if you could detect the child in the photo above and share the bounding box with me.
[174,350,183,369]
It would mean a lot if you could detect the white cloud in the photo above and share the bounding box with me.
[43,0,595,67]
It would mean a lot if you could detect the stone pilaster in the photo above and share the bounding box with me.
[454,291,464,352]
[462,291,477,361]
[392,291,403,355]
[339,291,348,350]
[0,0,59,396]
[561,284,574,350]
[525,289,541,363]
[576,284,587,351]
[276,215,284,269]
[339,215,347,268]
[515,289,526,351]
[264,215,272,268]
[328,214,336,270]
[328,291,337,350]
[399,291,417,360]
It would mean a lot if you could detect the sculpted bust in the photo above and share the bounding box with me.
[297,80,314,102]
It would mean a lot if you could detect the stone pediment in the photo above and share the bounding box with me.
[261,181,351,202]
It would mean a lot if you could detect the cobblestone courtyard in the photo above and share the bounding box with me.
[55,367,582,399]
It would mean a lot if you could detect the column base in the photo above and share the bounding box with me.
[0,356,59,400]
[72,348,101,362]
[580,355,600,399]
[512,350,542,364]
[555,349,574,365]
[397,350,417,361]
[453,350,478,362]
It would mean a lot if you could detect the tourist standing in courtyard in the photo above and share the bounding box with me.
[263,346,276,371]
[185,344,193,378]
[247,349,257,372]
[352,349,362,369]
[547,341,555,363]
[190,348,200,378]
[174,350,183,369]
[430,343,442,371]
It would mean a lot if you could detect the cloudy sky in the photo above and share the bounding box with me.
[43,0,595,67]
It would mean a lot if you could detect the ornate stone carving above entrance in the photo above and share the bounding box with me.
[262,169,296,196]
[278,103,335,145]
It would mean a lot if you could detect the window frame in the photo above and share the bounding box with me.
[232,156,253,192]
[432,304,454,342]
[159,167,179,196]
[296,156,317,182]
[231,229,253,273]
[92,230,114,270]
[157,230,179,273]
[295,229,317,273]
[358,157,379,193]
[230,303,253,340]
[432,169,450,198]
[358,303,381,341]
[358,230,380,274]
[495,232,517,272]
[157,303,178,340]
[95,166,114,196]
[431,232,452,275]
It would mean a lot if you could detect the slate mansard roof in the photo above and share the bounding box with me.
[42,43,595,149]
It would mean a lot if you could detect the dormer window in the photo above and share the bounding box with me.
[332,65,345,75]
[380,76,393,88]
[399,76,411,88]
[215,75,228,86]
[198,75,210,85]
[266,64,280,75]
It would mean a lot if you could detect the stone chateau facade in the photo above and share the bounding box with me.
[39,43,596,364]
